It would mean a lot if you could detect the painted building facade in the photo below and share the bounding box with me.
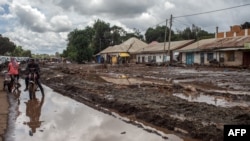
[135,40,194,65]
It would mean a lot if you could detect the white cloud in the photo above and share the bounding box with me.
[0,6,4,13]
[3,27,67,54]
[11,3,51,32]
[0,0,8,5]
[50,15,72,32]
[164,1,175,9]
[1,0,250,54]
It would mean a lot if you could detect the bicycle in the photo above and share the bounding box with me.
[28,70,38,100]
[3,72,20,94]
[3,72,11,91]
[10,74,21,94]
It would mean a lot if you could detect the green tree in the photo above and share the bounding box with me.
[12,46,23,56]
[110,25,126,45]
[64,28,94,63]
[21,50,32,57]
[63,19,145,60]
[241,22,250,29]
[177,24,214,41]
[145,25,176,43]
[122,28,144,42]
[93,19,112,54]
[0,35,16,55]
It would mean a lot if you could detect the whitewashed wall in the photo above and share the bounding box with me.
[136,53,170,63]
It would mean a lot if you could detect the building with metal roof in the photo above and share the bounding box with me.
[135,40,194,65]
[177,31,250,67]
[97,37,148,64]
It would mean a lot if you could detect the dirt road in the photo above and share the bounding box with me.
[0,77,9,141]
[35,63,250,140]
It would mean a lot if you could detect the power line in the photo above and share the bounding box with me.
[144,20,167,30]
[173,18,217,30]
[139,19,168,34]
[174,3,250,18]
[173,19,192,27]
[142,3,250,33]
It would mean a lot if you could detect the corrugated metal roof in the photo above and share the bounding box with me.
[178,38,217,51]
[216,47,246,51]
[99,46,113,54]
[178,36,250,52]
[136,39,194,53]
[200,36,250,49]
[99,37,148,54]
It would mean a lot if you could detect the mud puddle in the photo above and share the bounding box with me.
[173,92,250,107]
[5,80,189,141]
[100,76,169,86]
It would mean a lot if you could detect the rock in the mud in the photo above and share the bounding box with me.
[184,85,197,92]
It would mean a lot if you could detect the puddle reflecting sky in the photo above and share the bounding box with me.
[5,80,184,141]
[173,93,250,107]
[100,76,166,86]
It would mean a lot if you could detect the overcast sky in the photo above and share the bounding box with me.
[1,0,250,55]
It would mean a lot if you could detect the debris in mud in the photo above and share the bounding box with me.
[174,127,189,134]
[234,113,250,124]
[183,85,197,92]
[39,63,250,141]
[120,131,126,134]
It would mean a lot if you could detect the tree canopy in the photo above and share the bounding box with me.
[62,19,144,63]
[0,35,31,57]
[62,19,218,63]
[6,19,243,61]
[0,34,16,55]
[176,24,214,41]
[241,22,250,29]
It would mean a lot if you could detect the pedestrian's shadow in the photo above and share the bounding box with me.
[24,95,45,136]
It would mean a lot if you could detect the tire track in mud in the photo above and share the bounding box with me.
[39,64,250,141]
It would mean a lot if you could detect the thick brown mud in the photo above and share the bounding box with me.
[37,63,250,141]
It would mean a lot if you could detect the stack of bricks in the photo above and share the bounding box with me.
[216,25,250,38]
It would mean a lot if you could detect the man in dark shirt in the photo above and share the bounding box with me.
[24,58,44,95]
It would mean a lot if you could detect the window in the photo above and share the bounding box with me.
[207,53,214,61]
[148,56,152,62]
[227,51,235,61]
[153,56,156,61]
[138,56,140,63]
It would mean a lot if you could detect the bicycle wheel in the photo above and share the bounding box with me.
[7,82,12,93]
[28,83,34,100]
[11,81,19,93]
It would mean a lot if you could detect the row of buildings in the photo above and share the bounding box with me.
[96,25,250,67]
[0,56,29,64]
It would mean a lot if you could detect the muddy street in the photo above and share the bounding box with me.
[4,79,188,141]
[39,63,250,141]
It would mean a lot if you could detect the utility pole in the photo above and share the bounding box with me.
[99,38,101,52]
[163,19,168,63]
[167,14,172,65]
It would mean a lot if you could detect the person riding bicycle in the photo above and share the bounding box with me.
[24,58,44,95]
[8,57,20,92]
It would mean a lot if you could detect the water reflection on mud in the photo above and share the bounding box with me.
[23,96,44,136]
[100,76,167,85]
[5,80,184,141]
[173,93,250,107]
